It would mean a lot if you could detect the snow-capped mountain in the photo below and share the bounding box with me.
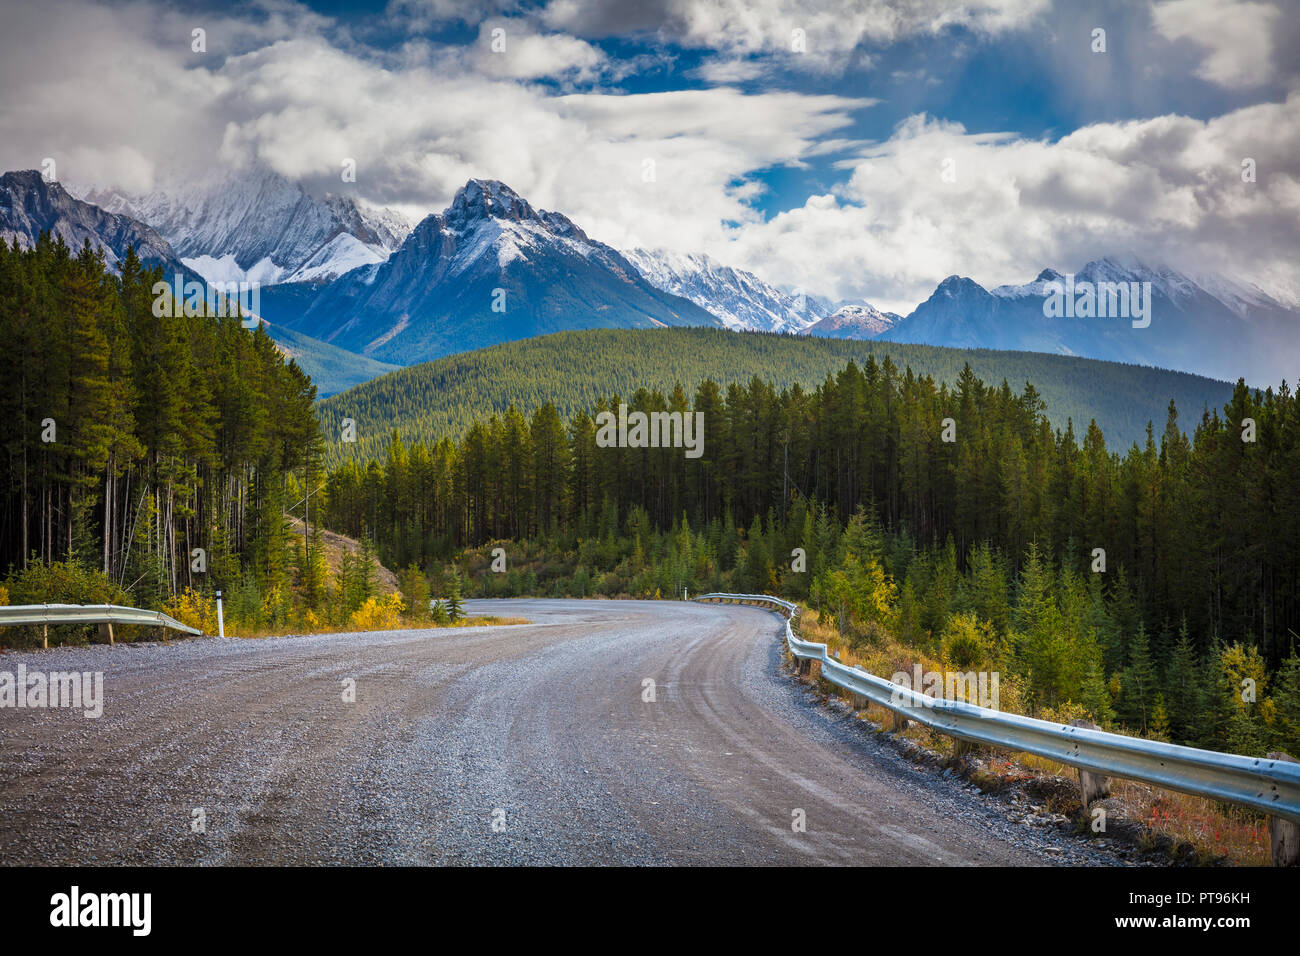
[879,256,1300,385]
[622,248,826,333]
[267,179,722,363]
[75,168,411,286]
[0,169,186,273]
[803,303,900,340]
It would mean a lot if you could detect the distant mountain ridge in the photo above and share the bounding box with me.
[622,247,826,333]
[75,168,411,286]
[802,303,900,339]
[267,179,723,364]
[880,256,1299,385]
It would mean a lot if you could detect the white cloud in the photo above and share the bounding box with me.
[468,22,613,82]
[1153,0,1281,89]
[720,98,1300,312]
[690,58,767,83]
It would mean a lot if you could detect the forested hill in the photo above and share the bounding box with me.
[316,327,1235,463]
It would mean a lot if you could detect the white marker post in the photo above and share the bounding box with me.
[216,589,225,638]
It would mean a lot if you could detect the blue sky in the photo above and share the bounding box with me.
[1,0,1297,310]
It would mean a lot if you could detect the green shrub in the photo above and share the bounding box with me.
[5,559,130,607]
[430,599,450,625]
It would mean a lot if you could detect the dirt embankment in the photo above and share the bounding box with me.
[285,517,399,595]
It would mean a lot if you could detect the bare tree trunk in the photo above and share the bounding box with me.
[167,481,176,594]
[155,484,161,583]
[103,463,112,575]
[21,442,29,569]
[118,471,132,584]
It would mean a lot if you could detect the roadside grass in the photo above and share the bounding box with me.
[790,606,1271,866]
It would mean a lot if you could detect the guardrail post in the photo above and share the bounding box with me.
[886,676,910,732]
[42,623,48,650]
[1069,719,1111,807]
[97,621,114,645]
[1268,752,1299,867]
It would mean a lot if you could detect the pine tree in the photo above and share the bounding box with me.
[399,563,431,621]
[1148,695,1172,741]
[444,568,465,622]
[739,514,769,593]
[1079,659,1115,727]
[1164,623,1203,744]
[1121,623,1157,732]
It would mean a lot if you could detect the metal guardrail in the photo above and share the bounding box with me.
[0,604,202,638]
[695,593,1300,832]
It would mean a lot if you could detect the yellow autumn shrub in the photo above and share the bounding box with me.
[348,594,406,631]
[163,587,217,634]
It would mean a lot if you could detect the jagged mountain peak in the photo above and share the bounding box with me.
[434,179,593,249]
[448,179,534,223]
[934,275,989,298]
[0,169,184,274]
[3,170,85,219]
[3,169,53,191]
[1076,254,1157,285]
[394,180,600,281]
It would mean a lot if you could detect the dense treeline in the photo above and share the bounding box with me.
[0,234,321,609]
[315,326,1234,466]
[325,356,1300,691]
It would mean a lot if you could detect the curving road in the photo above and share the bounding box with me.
[0,600,1123,866]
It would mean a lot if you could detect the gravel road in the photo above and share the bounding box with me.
[0,599,1126,866]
